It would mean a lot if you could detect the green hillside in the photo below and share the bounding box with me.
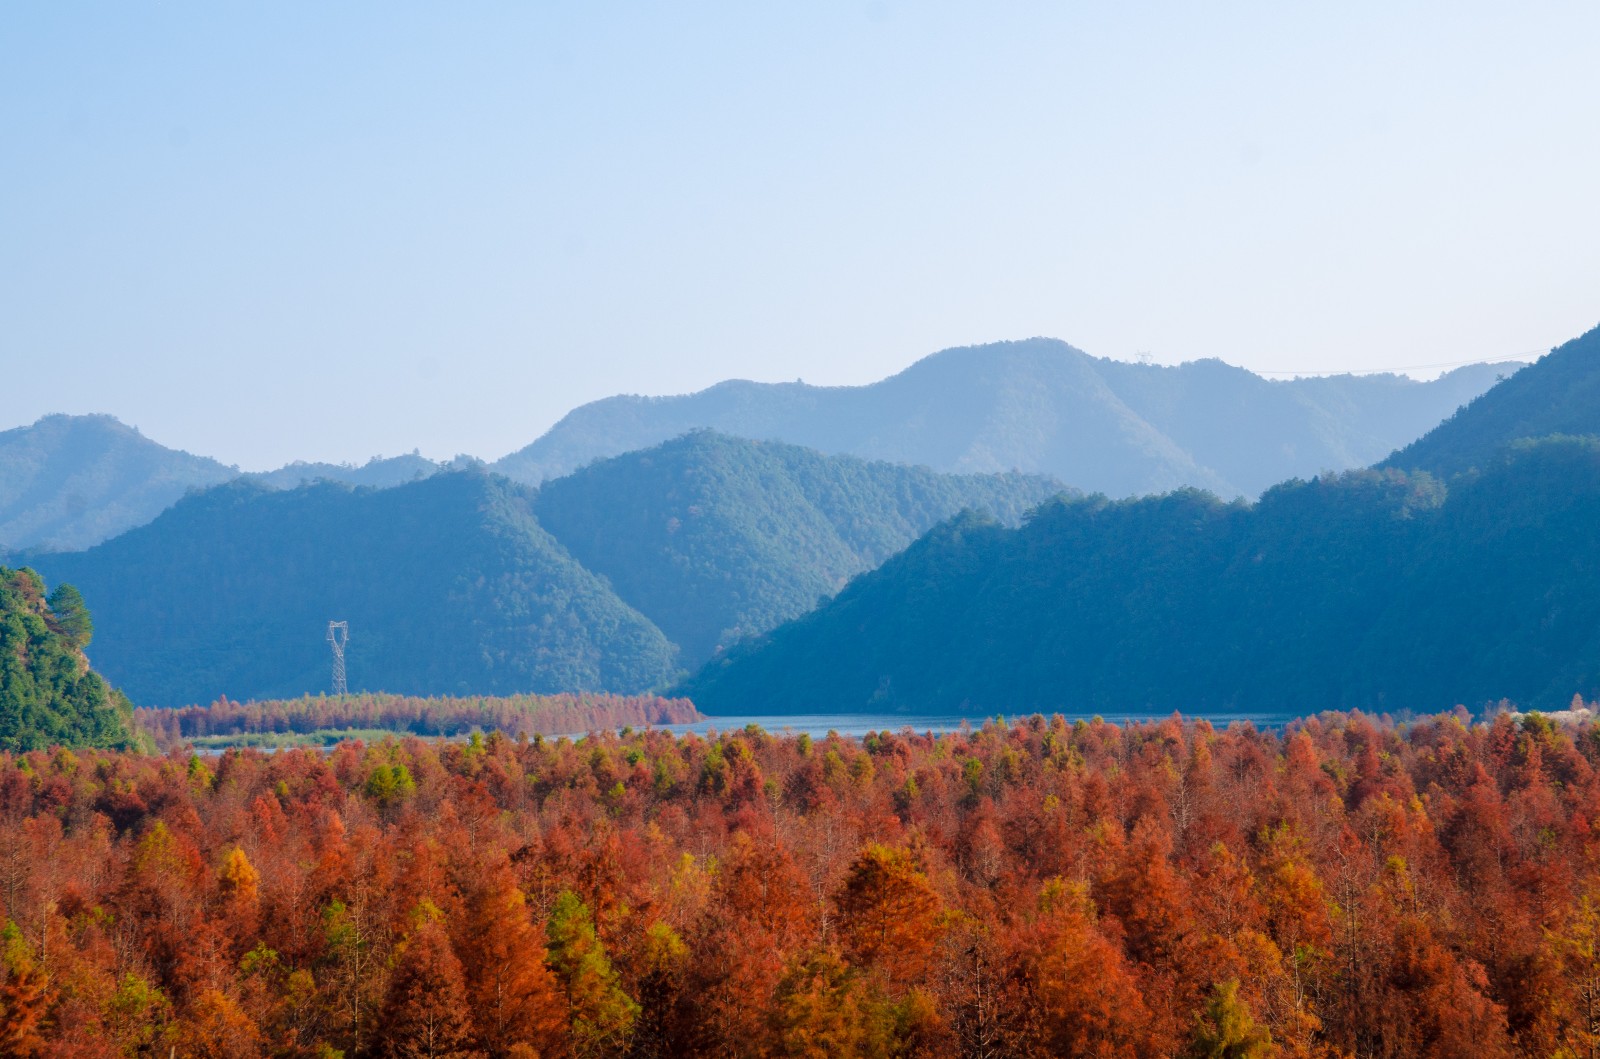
[1383,322,1600,476]
[0,566,141,751]
[533,432,1062,665]
[31,472,678,706]
[680,437,1600,716]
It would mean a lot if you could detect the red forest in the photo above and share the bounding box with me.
[135,694,702,749]
[1,710,1597,1058]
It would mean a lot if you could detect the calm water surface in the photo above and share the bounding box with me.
[657,710,1294,739]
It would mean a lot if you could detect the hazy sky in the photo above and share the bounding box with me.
[4,3,1598,470]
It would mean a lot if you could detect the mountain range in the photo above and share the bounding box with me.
[680,323,1600,717]
[3,340,1510,552]
[5,326,1578,716]
[25,433,1059,705]
[494,339,1511,495]
[0,414,446,552]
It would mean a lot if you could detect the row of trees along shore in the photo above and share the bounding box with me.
[134,692,702,749]
[4,709,1600,1056]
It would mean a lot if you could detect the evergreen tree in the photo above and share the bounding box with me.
[546,890,638,1059]
[45,583,92,650]
[0,567,139,752]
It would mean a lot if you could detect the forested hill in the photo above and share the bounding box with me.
[1383,321,1600,477]
[494,338,1508,496]
[0,566,141,751]
[534,432,1063,666]
[25,437,1062,704]
[682,436,1600,716]
[30,473,678,706]
[0,414,237,553]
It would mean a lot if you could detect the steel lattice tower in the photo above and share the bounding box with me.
[327,621,349,696]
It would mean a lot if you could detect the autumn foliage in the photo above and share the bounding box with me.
[4,710,1600,1056]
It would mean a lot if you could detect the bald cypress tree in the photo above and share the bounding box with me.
[374,920,482,1059]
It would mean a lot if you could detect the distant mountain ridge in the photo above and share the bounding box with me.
[4,341,1511,552]
[1383,322,1600,477]
[494,339,1511,496]
[0,414,447,552]
[0,414,237,553]
[245,452,442,491]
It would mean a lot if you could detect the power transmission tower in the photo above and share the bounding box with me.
[327,621,349,696]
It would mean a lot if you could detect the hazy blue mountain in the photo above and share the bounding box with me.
[679,437,1600,718]
[533,431,1064,666]
[30,472,678,706]
[246,452,442,490]
[494,339,1510,496]
[1383,322,1600,477]
[0,415,238,553]
[0,415,452,554]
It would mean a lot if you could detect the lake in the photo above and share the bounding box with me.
[658,710,1294,739]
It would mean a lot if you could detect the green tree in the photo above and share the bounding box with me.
[1188,980,1272,1059]
[0,567,139,752]
[546,890,638,1059]
[45,583,92,649]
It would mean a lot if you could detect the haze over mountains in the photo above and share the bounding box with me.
[2,340,1511,552]
[3,326,1577,717]
[28,434,1058,705]
[495,338,1512,495]
[0,414,446,552]
[682,323,1600,717]
[0,414,237,553]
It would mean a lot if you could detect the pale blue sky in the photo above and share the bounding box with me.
[3,3,1598,469]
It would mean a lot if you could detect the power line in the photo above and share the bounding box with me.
[1249,349,1541,378]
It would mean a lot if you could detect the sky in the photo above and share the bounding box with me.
[3,3,1598,470]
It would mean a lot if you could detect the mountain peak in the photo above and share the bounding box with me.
[494,338,1509,496]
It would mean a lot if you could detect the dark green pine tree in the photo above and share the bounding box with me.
[0,568,141,752]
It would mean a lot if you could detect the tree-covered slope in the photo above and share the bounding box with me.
[681,437,1600,716]
[496,338,1508,497]
[533,432,1063,665]
[0,414,237,553]
[1383,322,1600,477]
[31,472,678,706]
[0,566,141,750]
